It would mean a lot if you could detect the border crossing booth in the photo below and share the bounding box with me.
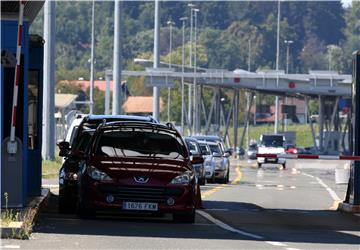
[1,1,44,207]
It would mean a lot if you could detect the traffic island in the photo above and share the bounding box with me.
[1,188,50,239]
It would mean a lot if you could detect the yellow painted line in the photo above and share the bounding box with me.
[201,167,242,199]
[231,167,242,185]
[330,200,342,210]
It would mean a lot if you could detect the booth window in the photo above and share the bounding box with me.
[28,70,39,149]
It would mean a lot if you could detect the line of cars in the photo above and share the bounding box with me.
[57,114,231,222]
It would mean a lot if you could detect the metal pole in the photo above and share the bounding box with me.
[152,0,160,121]
[104,72,110,115]
[248,39,251,71]
[89,0,95,114]
[113,0,123,115]
[305,96,318,151]
[42,0,56,160]
[274,0,281,134]
[233,90,240,152]
[240,93,254,150]
[167,20,174,122]
[319,95,324,152]
[188,6,194,131]
[193,9,200,134]
[180,17,187,134]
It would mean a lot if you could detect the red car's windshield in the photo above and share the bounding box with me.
[94,129,186,159]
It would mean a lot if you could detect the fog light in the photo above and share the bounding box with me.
[166,197,175,206]
[106,195,114,203]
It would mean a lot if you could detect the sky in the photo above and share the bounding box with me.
[341,0,352,7]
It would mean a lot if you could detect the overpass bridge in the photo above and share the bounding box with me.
[118,66,353,160]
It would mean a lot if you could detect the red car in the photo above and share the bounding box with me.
[77,121,198,222]
[285,144,298,154]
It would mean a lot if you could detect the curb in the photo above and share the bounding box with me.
[1,188,50,239]
[338,202,360,214]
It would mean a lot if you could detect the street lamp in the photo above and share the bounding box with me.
[274,0,281,134]
[166,19,175,122]
[284,40,293,131]
[193,8,200,133]
[284,40,293,74]
[187,3,196,133]
[180,16,188,134]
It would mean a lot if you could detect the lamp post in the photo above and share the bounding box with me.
[193,8,200,134]
[284,40,293,74]
[284,39,293,131]
[167,20,175,122]
[89,0,95,114]
[187,3,196,133]
[180,16,188,134]
[274,0,281,134]
[248,38,251,72]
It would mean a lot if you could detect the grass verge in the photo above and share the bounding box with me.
[42,156,62,179]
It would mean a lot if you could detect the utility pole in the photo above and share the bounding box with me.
[167,20,175,122]
[248,38,251,71]
[112,0,123,115]
[153,0,160,121]
[284,39,293,131]
[42,0,55,160]
[89,0,95,114]
[193,8,200,134]
[180,17,188,134]
[274,0,281,134]
[188,3,196,133]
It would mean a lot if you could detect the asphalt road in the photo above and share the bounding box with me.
[2,158,360,250]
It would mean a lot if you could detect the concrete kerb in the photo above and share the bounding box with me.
[1,188,50,239]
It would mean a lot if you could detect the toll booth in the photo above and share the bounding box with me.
[1,2,44,207]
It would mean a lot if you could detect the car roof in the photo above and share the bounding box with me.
[192,135,223,141]
[183,137,200,142]
[85,115,157,123]
[198,140,218,146]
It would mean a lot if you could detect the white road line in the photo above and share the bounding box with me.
[315,176,341,201]
[302,172,341,201]
[196,210,264,240]
[265,241,287,247]
[42,184,59,188]
[2,245,20,249]
[286,248,302,250]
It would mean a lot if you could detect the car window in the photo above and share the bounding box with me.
[73,130,94,152]
[95,130,186,159]
[261,136,284,147]
[69,126,79,147]
[186,141,199,154]
[199,144,210,155]
[209,144,221,154]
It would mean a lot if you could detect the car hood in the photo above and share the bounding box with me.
[88,156,192,185]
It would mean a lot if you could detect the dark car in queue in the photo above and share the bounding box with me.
[76,121,198,223]
[57,115,158,213]
[184,137,206,185]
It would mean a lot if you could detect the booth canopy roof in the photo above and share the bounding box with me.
[1,1,44,24]
[55,94,78,109]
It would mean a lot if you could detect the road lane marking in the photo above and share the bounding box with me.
[2,245,20,249]
[286,248,301,250]
[301,172,342,209]
[201,166,242,199]
[231,167,242,184]
[196,210,264,240]
[265,241,287,246]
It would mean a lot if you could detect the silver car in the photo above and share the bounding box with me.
[206,141,230,183]
[198,141,216,182]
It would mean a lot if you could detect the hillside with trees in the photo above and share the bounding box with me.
[29,1,360,117]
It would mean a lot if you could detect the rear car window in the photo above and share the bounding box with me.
[261,136,284,147]
[95,130,186,159]
[186,141,200,154]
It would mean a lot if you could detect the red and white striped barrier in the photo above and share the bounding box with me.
[9,0,25,143]
[256,153,360,161]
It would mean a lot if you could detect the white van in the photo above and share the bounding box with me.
[257,134,286,169]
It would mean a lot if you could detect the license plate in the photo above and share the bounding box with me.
[267,158,277,162]
[122,202,158,211]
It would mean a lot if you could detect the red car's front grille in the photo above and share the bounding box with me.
[99,185,184,203]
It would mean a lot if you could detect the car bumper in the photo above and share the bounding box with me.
[214,169,226,179]
[80,179,195,214]
[257,157,285,164]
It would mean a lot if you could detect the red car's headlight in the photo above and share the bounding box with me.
[87,165,112,181]
[170,171,194,185]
